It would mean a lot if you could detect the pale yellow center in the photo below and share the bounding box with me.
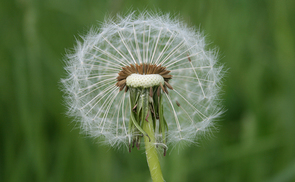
[126,74,164,88]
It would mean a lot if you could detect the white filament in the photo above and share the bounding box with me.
[126,74,164,88]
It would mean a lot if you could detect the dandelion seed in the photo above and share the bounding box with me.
[61,11,224,155]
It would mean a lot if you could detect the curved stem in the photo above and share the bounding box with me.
[143,110,164,182]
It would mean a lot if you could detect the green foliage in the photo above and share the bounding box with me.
[1,0,295,181]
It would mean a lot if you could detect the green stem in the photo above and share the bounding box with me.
[143,110,164,182]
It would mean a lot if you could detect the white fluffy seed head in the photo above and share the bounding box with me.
[61,11,225,151]
[126,74,164,88]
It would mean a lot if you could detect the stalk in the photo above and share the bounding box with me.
[143,110,164,182]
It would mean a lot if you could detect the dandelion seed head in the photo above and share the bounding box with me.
[61,11,225,152]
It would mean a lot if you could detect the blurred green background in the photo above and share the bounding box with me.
[1,0,295,181]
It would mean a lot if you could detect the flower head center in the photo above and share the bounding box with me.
[116,63,173,92]
[126,74,164,88]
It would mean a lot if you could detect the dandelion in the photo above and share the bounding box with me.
[61,11,224,182]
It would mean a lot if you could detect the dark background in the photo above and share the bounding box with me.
[1,0,295,181]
